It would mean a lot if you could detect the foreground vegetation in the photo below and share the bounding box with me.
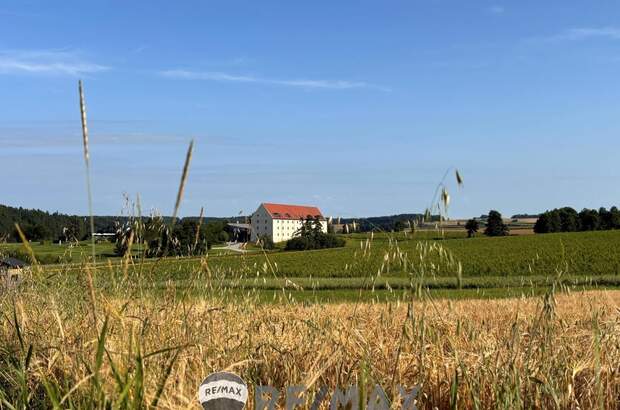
[2,226,619,407]
[1,269,619,408]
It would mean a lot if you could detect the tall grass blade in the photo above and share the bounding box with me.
[78,80,96,263]
[171,139,194,225]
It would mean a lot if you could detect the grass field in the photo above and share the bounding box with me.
[5,229,620,300]
[0,240,244,264]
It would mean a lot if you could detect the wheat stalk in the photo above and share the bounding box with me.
[78,80,96,263]
[171,140,194,225]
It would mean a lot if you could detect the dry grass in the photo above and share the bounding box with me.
[1,279,619,408]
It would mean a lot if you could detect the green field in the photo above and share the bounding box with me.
[0,240,243,264]
[8,229,619,301]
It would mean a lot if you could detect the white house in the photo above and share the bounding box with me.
[250,203,328,243]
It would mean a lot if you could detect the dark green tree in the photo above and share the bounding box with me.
[579,209,600,231]
[558,207,579,232]
[484,210,509,237]
[610,206,620,229]
[599,207,613,230]
[312,216,324,237]
[465,219,479,238]
[548,210,562,233]
[534,213,551,233]
[285,217,344,251]
[393,221,406,232]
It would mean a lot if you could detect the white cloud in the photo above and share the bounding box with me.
[0,49,109,76]
[160,69,390,91]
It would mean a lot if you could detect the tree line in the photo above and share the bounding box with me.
[534,206,620,234]
[0,204,124,242]
[340,213,435,232]
[0,204,232,254]
[114,217,230,257]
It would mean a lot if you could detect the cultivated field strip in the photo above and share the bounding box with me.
[2,282,619,408]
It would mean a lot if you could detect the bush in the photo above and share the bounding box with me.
[218,231,230,243]
[285,232,345,251]
[258,235,275,250]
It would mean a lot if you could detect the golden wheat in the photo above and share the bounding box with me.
[2,278,618,408]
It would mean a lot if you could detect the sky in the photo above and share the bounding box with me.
[1,1,619,218]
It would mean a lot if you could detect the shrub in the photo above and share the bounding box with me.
[285,232,345,251]
[258,234,275,250]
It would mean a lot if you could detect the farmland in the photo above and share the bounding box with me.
[4,228,618,302]
[8,229,620,278]
[1,274,619,408]
[3,227,620,407]
[27,229,620,278]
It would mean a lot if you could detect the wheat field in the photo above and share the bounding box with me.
[1,270,619,409]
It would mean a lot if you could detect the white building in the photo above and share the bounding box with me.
[250,203,328,243]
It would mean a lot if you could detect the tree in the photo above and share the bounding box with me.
[285,217,345,251]
[484,210,509,237]
[535,207,581,234]
[558,207,579,232]
[610,206,620,229]
[465,219,479,238]
[393,221,406,232]
[294,218,313,237]
[144,218,214,258]
[534,212,551,233]
[579,209,599,231]
[312,216,324,237]
[547,210,562,233]
[599,207,613,230]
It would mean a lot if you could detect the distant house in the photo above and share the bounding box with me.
[92,233,116,243]
[0,257,28,287]
[250,203,327,243]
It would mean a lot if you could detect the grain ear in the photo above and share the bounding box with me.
[455,169,464,187]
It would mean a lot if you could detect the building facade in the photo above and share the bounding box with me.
[250,203,327,243]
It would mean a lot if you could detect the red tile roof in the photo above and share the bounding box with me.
[262,203,324,220]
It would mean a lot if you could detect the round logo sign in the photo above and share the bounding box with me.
[198,372,248,410]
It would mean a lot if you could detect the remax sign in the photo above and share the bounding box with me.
[199,372,420,409]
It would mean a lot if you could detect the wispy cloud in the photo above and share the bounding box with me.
[559,27,620,40]
[487,5,505,15]
[0,49,109,76]
[160,69,390,91]
[534,27,620,43]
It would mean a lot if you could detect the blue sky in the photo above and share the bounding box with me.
[1,1,619,218]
